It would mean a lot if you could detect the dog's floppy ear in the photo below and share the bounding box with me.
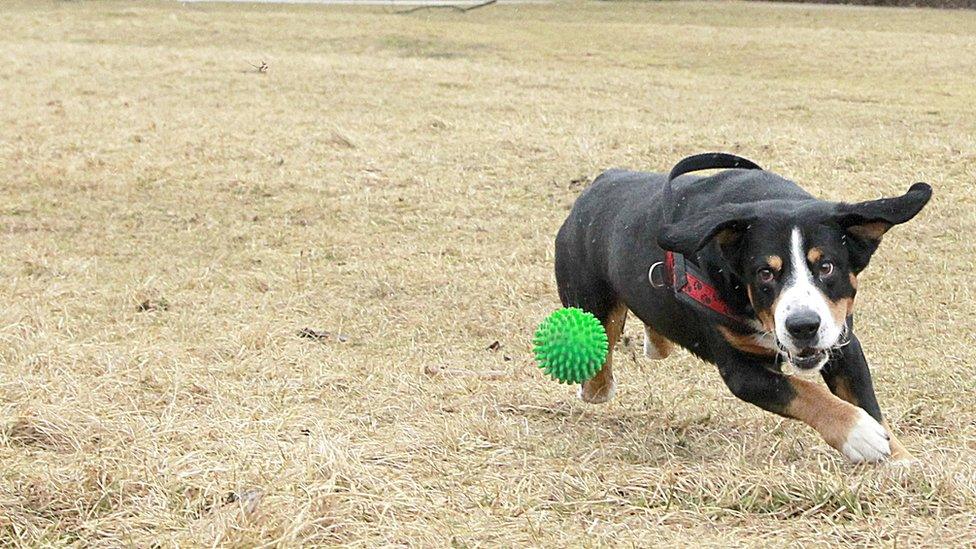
[834,182,932,272]
[658,203,757,257]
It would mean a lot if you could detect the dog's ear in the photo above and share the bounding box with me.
[658,204,757,257]
[834,182,932,272]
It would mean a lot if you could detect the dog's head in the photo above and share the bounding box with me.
[660,181,931,372]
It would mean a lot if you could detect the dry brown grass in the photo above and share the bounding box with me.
[2,0,976,545]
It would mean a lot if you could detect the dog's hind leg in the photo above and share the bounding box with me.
[554,224,624,404]
[643,324,673,360]
[578,301,627,404]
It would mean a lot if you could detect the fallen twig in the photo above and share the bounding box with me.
[297,328,349,343]
[424,364,506,379]
[397,0,498,15]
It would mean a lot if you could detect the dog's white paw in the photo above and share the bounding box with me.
[578,379,615,404]
[841,409,891,463]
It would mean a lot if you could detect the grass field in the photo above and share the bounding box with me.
[2,0,976,545]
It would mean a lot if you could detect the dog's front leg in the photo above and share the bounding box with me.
[821,334,914,462]
[713,346,891,463]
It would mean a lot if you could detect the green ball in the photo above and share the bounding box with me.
[533,308,609,384]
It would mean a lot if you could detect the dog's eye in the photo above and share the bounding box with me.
[757,268,775,283]
[818,261,834,278]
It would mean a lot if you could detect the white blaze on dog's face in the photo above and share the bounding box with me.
[772,228,845,371]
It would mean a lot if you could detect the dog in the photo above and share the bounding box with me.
[554,153,932,463]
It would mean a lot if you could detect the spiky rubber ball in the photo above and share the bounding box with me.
[533,308,609,384]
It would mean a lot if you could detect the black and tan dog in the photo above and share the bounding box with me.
[555,153,931,463]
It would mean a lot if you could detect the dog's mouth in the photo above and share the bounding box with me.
[789,348,828,370]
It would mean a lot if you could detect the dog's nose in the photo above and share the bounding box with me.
[785,310,821,341]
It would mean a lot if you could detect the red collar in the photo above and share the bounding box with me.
[660,251,751,328]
